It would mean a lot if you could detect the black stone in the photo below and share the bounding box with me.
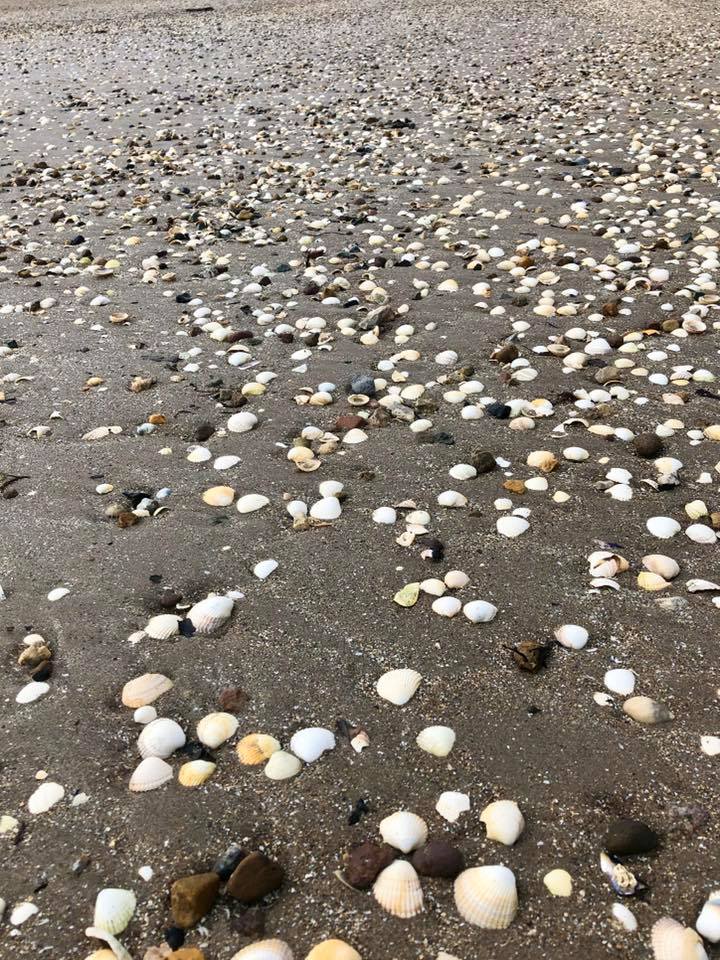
[604,819,659,856]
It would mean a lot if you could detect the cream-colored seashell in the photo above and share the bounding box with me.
[393,582,420,607]
[696,892,720,943]
[437,490,468,508]
[604,669,635,696]
[197,712,239,748]
[265,750,302,780]
[121,673,173,708]
[134,705,156,724]
[700,735,720,756]
[543,869,572,897]
[420,578,446,597]
[703,425,720,441]
[646,516,681,539]
[444,570,469,590]
[93,889,136,935]
[16,681,50,704]
[416,726,456,757]
[685,499,708,520]
[380,810,428,852]
[290,727,336,763]
[554,624,589,650]
[454,865,518,929]
[686,523,717,544]
[129,756,173,792]
[463,600,498,623]
[28,781,64,814]
[230,939,293,960]
[612,902,638,932]
[651,917,708,960]
[449,464,476,481]
[226,411,258,433]
[310,496,342,521]
[237,493,270,514]
[203,485,236,507]
[526,450,558,472]
[623,696,673,725]
[137,718,185,758]
[188,594,234,633]
[642,554,680,580]
[637,571,670,591]
[376,668,422,705]
[85,927,133,960]
[497,515,529,538]
[305,939,361,960]
[431,596,462,617]
[687,579,720,592]
[373,860,424,918]
[480,800,525,845]
[436,791,470,823]
[525,476,548,491]
[236,734,281,765]
[178,759,217,787]
[563,446,589,461]
[187,445,211,463]
[144,614,181,640]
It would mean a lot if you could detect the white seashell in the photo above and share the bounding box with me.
[462,600,498,623]
[685,499,708,520]
[687,579,720,592]
[444,570,469,589]
[623,696,673,725]
[449,463,477,481]
[376,668,422,705]
[214,455,241,471]
[188,594,234,633]
[226,411,257,433]
[554,624,589,650]
[646,516,681,539]
[372,507,397,524]
[286,500,308,519]
[651,917,708,960]
[28,781,64,814]
[594,692,614,707]
[525,476,548,491]
[416,726,456,757]
[93,889,136,935]
[612,903,637,932]
[643,554,680,580]
[47,587,69,602]
[85,926,133,960]
[604,669,635,696]
[289,727,336,763]
[134,706,156,724]
[701,736,720,756]
[496,516,529,538]
[543,869,572,897]
[144,614,181,640]
[454,865,518,929]
[122,673,173,708]
[230,940,293,960]
[305,939,361,960]
[187,445,211,463]
[10,902,39,925]
[237,493,270,513]
[137,718,186,758]
[563,446,589,461]
[203,485,236,507]
[480,800,525,845]
[343,428,367,444]
[318,480,343,497]
[436,791,471,823]
[608,483,633,502]
[437,490,467,508]
[196,712,239,748]
[373,860,424,918]
[129,756,173,792]
[379,810,428,852]
[310,497,342,521]
[16,681,50,704]
[253,559,278,580]
[420,578,446,597]
[431,596,462,618]
[685,523,717,544]
[264,750,302,780]
[697,892,720,942]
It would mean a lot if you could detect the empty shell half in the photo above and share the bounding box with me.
[178,760,217,787]
[651,917,708,960]
[197,712,239,748]
[454,864,518,929]
[230,939,293,960]
[305,940,361,960]
[376,668,422,706]
[93,889,136,935]
[129,756,173,792]
[480,800,525,846]
[236,734,281,765]
[379,811,428,853]
[373,860,424,918]
[623,696,673,725]
[416,726,456,757]
[121,673,173,708]
[137,718,186,759]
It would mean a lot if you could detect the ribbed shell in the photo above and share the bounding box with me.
[187,594,234,634]
[178,760,217,787]
[144,614,181,640]
[304,939,361,960]
[651,918,708,960]
[379,811,428,853]
[137,718,186,758]
[454,865,518,929]
[236,734,281,765]
[376,668,422,706]
[128,756,173,792]
[372,860,424,918]
[230,939,293,960]
[93,888,136,935]
[196,712,239,748]
[121,673,173,708]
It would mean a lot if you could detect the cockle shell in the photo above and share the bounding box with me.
[642,554,680,580]
[187,594,234,633]
[686,523,717,544]
[121,673,173,708]
[237,493,270,514]
[85,927,133,960]
[543,869,572,897]
[230,940,293,960]
[436,791,470,823]
[554,624,589,650]
[264,750,302,780]
[137,718,185,758]
[226,411,258,433]
[463,600,498,623]
[623,696,673,724]
[93,889,136,935]
[416,726,456,757]
[289,727,336,763]
[28,781,65,814]
[305,940,361,960]
[637,571,670,591]
[480,800,525,845]
[236,734,281,765]
[444,570,469,589]
[376,668,422,705]
[129,756,173,792]
[431,596,462,617]
[372,860,424,918]
[202,485,236,507]
[144,614,181,640]
[380,811,428,853]
[197,712,238,748]
[651,918,708,960]
[454,865,518,929]
[696,891,720,943]
[646,516,681,539]
[178,760,217,787]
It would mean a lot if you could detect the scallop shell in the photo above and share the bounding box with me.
[416,726,456,757]
[480,800,525,846]
[196,711,239,748]
[379,811,428,853]
[93,889,136,935]
[543,869,572,897]
[454,865,518,929]
[178,759,217,787]
[28,781,65,814]
[129,756,173,792]
[187,594,234,633]
[376,668,422,705]
[121,673,173,708]
[230,940,293,960]
[236,733,281,765]
[289,727,336,763]
[372,860,424,918]
[651,918,708,960]
[463,600,498,623]
[696,892,720,943]
[137,718,185,758]
[237,493,270,514]
[202,485,236,507]
[554,624,589,650]
[496,515,529,538]
[305,940,361,960]
[436,791,470,823]
[264,750,302,780]
[144,614,181,640]
[623,696,673,725]
[431,596,462,617]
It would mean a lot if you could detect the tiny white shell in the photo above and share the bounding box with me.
[376,668,422,705]
[444,570,469,590]
[416,726,456,757]
[379,810,428,852]
[651,917,708,960]
[437,490,467,508]
[612,903,638,931]
[10,902,39,925]
[289,727,336,763]
[543,869,572,897]
[685,523,717,544]
[133,706,157,724]
[188,594,234,633]
[372,506,397,524]
[701,735,720,756]
[643,554,680,580]
[623,696,673,725]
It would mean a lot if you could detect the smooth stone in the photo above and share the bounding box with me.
[603,819,659,856]
[226,852,284,902]
[170,873,220,928]
[411,841,464,878]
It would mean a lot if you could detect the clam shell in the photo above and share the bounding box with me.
[646,516,681,539]
[134,706,156,724]
[554,624,589,650]
[202,485,236,507]
[28,781,65,815]
[93,889,136,935]
[305,940,361,960]
[226,411,258,433]
[420,578,446,597]
[310,496,342,521]
[604,669,635,696]
[436,791,470,823]
[431,596,462,617]
[623,696,673,725]
[462,600,497,623]
[612,903,638,932]
[196,711,239,748]
[496,516,529,538]
[237,733,281,765]
[128,756,173,792]
[444,570,469,589]
[373,860,424,918]
[265,750,302,780]
[416,726,456,757]
[454,864,518,929]
[254,559,278,580]
[437,490,468,508]
[637,571,669,591]
[144,614,181,640]
[642,554,680,580]
[480,800,525,846]
[237,493,270,514]
[16,681,50,704]
[188,594,234,633]
[178,759,217,787]
[685,523,717,544]
[696,893,720,943]
[121,673,173,708]
[543,869,572,897]
[230,940,293,960]
[376,668,422,705]
[379,811,428,853]
[289,727,336,763]
[137,718,185,759]
[651,918,708,960]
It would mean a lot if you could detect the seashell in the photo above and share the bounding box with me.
[563,446,589,461]
[431,596,462,617]
[226,411,258,433]
[696,891,720,943]
[203,485,236,507]
[188,594,234,633]
[318,480,343,497]
[237,493,270,514]
[373,859,424,918]
[685,523,717,544]
[646,516,681,539]
[463,600,498,623]
[197,712,238,748]
[286,500,308,519]
[305,940,361,960]
[129,756,173,792]
[643,554,680,580]
[436,791,470,823]
[704,425,720,441]
[416,726,456,757]
[254,559,278,580]
[623,696,673,725]
[449,464,476,481]
[372,506,397,524]
[380,811,428,853]
[420,578,446,597]
[144,614,181,640]
[137,718,186,758]
[178,759,217,787]
[600,852,637,895]
[611,902,638,932]
[237,734,281,765]
[376,668,422,705]
[437,490,467,508]
[290,727,336,763]
[526,450,558,472]
[654,456,683,475]
[394,582,420,607]
[187,445,211,463]
[48,586,70,601]
[543,869,572,897]
[84,928,133,960]
[16,681,50,704]
[265,750,302,780]
[651,918,708,960]
[343,428,367,444]
[687,579,720,592]
[454,864,518,929]
[134,705,156,724]
[637,571,669,591]
[701,735,720,756]
[604,669,635,696]
[444,570,469,589]
[28,781,64,814]
[121,673,173,708]
[93,889,136,935]
[310,496,342,521]
[230,940,293,960]
[685,499,708,520]
[554,624,589,650]
[480,800,525,846]
[214,455,241,471]
[496,515,529,538]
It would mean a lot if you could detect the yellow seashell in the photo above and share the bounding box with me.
[178,760,217,787]
[202,485,236,507]
[543,868,572,897]
[236,734,281,765]
[393,582,420,607]
[637,571,669,591]
[305,939,361,960]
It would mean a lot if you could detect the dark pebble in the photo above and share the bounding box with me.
[194,422,215,442]
[350,374,376,396]
[218,687,249,713]
[634,433,664,458]
[411,841,464,878]
[604,819,659,856]
[226,852,284,902]
[471,450,497,473]
[486,401,511,419]
[343,841,396,889]
[213,845,247,881]
[231,907,266,938]
[165,927,185,950]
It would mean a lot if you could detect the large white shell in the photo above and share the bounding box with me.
[642,554,680,580]
[93,889,136,935]
[436,791,470,823]
[379,810,428,852]
[454,865,518,929]
[230,941,293,960]
[604,669,635,696]
[289,727,336,763]
[129,756,173,792]
[188,594,234,633]
[309,496,342,521]
[121,673,173,708]
[144,614,181,640]
[376,668,422,705]
[431,596,462,618]
[137,718,185,758]
[28,781,64,815]
[196,712,239,748]
[416,726,456,757]
[373,860,424,918]
[651,917,708,960]
[697,892,720,943]
[462,600,497,623]
[264,751,302,780]
[646,516,681,539]
[16,681,50,704]
[237,493,270,514]
[554,624,589,650]
[685,523,717,544]
[226,411,258,433]
[496,516,529,538]
[480,800,525,846]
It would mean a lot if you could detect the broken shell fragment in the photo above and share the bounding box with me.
[479,800,525,846]
[28,781,65,815]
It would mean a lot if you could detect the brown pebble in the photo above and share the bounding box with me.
[491,343,519,364]
[411,841,464,878]
[503,479,525,494]
[605,332,624,349]
[634,433,664,458]
[218,686,249,712]
[170,950,205,960]
[508,640,552,672]
[226,852,284,903]
[170,873,220,928]
[117,512,139,528]
[335,414,366,431]
[30,660,52,681]
[343,841,396,889]
[470,450,497,474]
